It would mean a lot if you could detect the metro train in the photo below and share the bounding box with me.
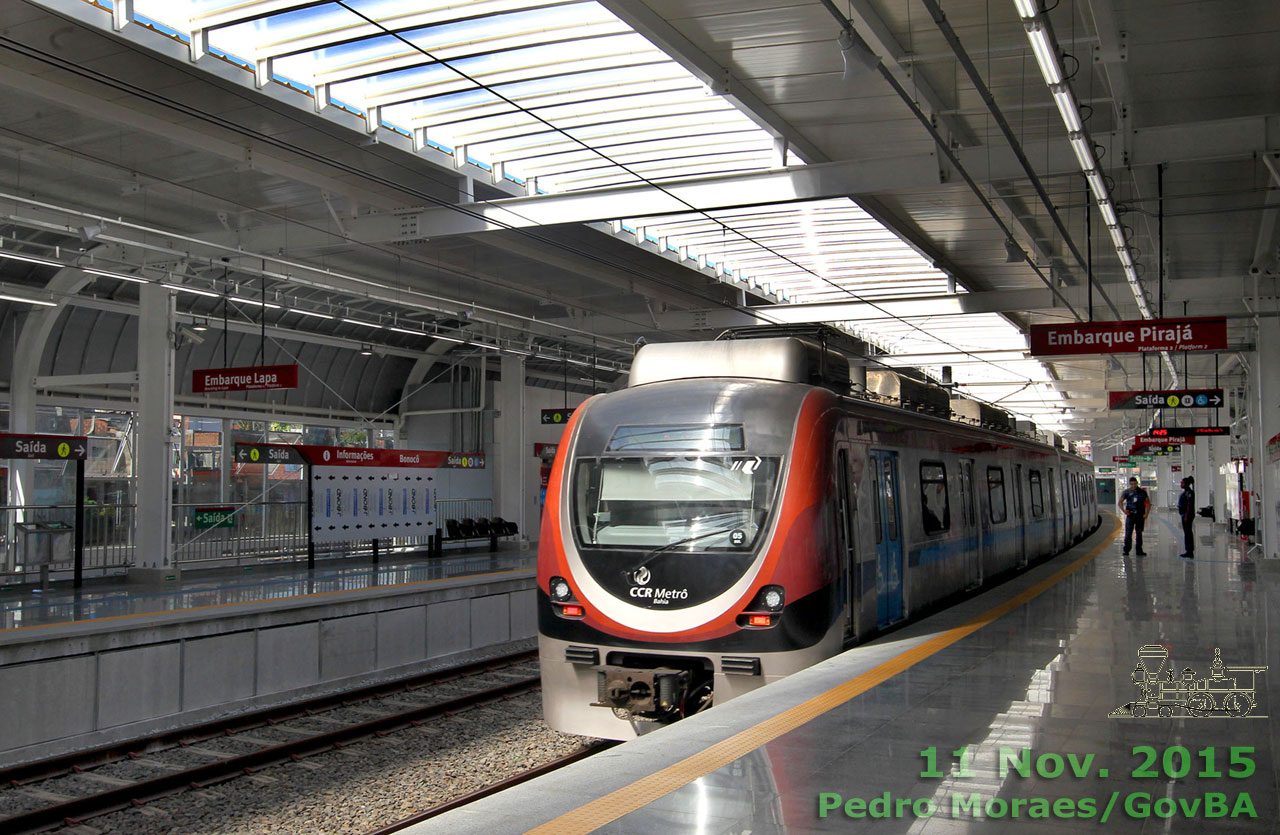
[537,331,1100,740]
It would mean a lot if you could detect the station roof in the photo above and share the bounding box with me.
[0,0,1275,441]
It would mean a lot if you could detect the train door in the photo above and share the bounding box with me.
[869,449,904,627]
[835,445,858,640]
[1064,471,1074,541]
[1014,463,1028,567]
[960,458,981,588]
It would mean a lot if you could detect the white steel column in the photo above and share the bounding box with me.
[1157,456,1173,509]
[132,283,178,581]
[1209,435,1230,527]
[494,355,528,545]
[1192,437,1209,514]
[1254,318,1280,558]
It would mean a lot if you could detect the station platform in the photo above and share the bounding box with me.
[0,549,537,768]
[0,550,534,631]
[419,512,1278,833]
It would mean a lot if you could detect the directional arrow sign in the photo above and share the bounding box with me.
[234,443,306,465]
[541,408,575,425]
[0,433,88,460]
[1108,389,1224,410]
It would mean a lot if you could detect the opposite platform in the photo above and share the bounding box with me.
[0,550,537,767]
[417,511,1277,833]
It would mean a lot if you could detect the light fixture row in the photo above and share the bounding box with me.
[0,247,622,372]
[1013,0,1153,320]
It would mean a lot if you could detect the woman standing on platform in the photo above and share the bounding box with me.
[1179,477,1196,559]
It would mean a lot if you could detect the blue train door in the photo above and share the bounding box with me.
[870,449,904,627]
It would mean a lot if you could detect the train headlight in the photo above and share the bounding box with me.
[550,577,573,602]
[758,585,785,611]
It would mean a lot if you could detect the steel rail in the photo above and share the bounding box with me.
[0,650,535,786]
[0,674,541,833]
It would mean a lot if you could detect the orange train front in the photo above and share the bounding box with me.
[537,331,1098,740]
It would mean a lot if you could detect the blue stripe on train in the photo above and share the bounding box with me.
[907,515,1084,567]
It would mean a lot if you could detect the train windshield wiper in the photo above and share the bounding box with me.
[620,526,739,581]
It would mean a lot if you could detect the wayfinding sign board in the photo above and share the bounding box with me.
[0,433,87,460]
[541,408,575,425]
[234,443,306,465]
[1136,433,1196,446]
[1029,317,1227,356]
[193,364,299,394]
[1107,389,1224,410]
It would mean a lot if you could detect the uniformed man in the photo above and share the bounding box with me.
[1178,476,1196,559]
[1118,476,1150,556]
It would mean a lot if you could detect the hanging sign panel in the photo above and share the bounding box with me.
[1107,389,1224,410]
[193,364,299,393]
[541,408,575,425]
[1029,317,1227,356]
[1136,433,1196,446]
[234,443,306,465]
[0,433,88,460]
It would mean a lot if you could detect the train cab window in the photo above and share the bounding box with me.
[919,462,950,535]
[1029,470,1044,516]
[572,455,781,551]
[987,467,1007,524]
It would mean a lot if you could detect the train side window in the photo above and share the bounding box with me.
[987,467,1007,524]
[1029,470,1044,516]
[919,462,950,534]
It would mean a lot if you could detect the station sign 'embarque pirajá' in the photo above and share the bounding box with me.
[1029,317,1227,356]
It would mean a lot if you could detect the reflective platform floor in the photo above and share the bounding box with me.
[0,549,535,632]
[422,511,1279,833]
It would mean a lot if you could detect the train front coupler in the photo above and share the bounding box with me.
[590,665,690,721]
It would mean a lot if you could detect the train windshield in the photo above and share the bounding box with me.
[573,455,781,551]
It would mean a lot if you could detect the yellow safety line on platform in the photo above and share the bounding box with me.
[531,515,1121,834]
[1,567,528,634]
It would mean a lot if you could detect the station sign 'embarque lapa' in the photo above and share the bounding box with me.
[192,364,299,393]
[1107,389,1224,410]
[1029,317,1227,356]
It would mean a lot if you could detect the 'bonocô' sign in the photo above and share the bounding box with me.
[1029,317,1227,356]
[193,364,299,393]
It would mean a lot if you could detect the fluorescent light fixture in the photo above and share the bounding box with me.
[431,333,466,344]
[1013,0,1039,17]
[1099,202,1118,226]
[0,251,64,268]
[387,326,426,335]
[504,347,533,356]
[1085,170,1106,196]
[358,344,374,356]
[291,308,335,320]
[82,268,148,285]
[1025,23,1062,85]
[228,296,282,310]
[0,292,57,307]
[160,282,220,298]
[342,317,382,328]
[1051,87,1082,133]
[1117,248,1133,267]
[1068,135,1095,171]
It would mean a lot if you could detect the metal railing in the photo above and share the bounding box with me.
[172,501,311,566]
[1,503,136,577]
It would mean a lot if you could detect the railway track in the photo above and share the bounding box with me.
[366,740,619,834]
[0,651,541,834]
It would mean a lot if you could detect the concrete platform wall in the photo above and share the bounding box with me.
[0,575,536,767]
